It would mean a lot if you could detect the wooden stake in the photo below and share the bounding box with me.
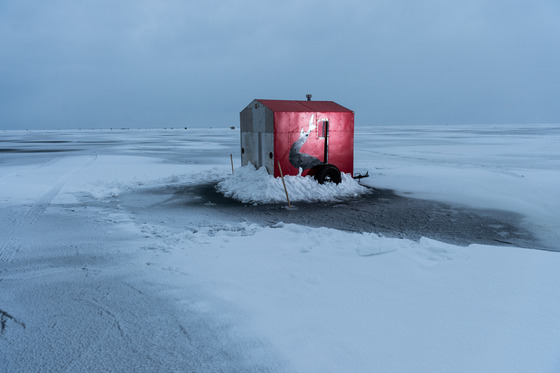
[277,161,291,208]
[230,154,234,174]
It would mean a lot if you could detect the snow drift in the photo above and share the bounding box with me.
[216,165,368,204]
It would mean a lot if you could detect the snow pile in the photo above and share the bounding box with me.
[216,165,368,204]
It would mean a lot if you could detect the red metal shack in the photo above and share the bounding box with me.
[240,98,354,183]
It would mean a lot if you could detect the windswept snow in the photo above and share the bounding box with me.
[1,125,560,372]
[356,124,560,249]
[147,222,560,373]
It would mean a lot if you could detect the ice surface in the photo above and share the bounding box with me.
[355,124,560,249]
[1,125,559,372]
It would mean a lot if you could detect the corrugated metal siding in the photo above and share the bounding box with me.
[240,100,275,173]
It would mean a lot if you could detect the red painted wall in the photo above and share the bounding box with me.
[273,111,354,177]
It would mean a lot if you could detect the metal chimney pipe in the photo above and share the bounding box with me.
[323,120,329,164]
[306,94,312,101]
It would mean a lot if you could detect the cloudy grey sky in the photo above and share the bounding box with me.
[1,0,559,129]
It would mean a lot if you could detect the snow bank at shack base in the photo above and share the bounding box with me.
[216,165,368,204]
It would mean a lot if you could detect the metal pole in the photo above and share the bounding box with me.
[323,120,329,164]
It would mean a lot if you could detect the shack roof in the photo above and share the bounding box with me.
[256,99,353,113]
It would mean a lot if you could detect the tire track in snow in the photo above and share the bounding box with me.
[0,155,97,264]
[0,155,65,185]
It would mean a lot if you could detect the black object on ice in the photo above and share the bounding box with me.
[307,164,342,184]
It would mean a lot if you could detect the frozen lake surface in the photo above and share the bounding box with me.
[1,125,560,372]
